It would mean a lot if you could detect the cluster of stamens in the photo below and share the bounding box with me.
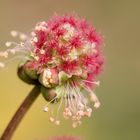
[42,79,101,127]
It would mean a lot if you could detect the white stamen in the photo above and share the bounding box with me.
[9,49,16,55]
[55,120,60,125]
[45,69,52,77]
[87,108,92,113]
[94,81,100,86]
[56,90,64,121]
[44,81,49,85]
[0,62,5,68]
[11,30,18,37]
[49,79,54,83]
[34,56,39,61]
[77,110,84,116]
[40,49,45,54]
[85,108,92,117]
[0,51,8,58]
[43,80,100,127]
[63,24,75,40]
[72,122,77,128]
[40,21,47,26]
[44,107,49,112]
[81,82,100,109]
[19,33,27,41]
[5,42,12,47]
[31,32,36,37]
[85,112,91,117]
[44,95,59,108]
[90,92,99,102]
[20,42,24,47]
[94,102,101,109]
[83,80,100,86]
[33,37,38,42]
[91,43,96,48]
[49,117,55,122]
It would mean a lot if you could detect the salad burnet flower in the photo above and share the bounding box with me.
[0,14,104,127]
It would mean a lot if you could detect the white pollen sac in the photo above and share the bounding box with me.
[87,108,92,113]
[40,49,45,54]
[94,101,101,109]
[34,56,39,61]
[44,107,49,112]
[88,90,101,109]
[49,117,55,122]
[19,33,27,41]
[40,21,47,26]
[69,48,78,60]
[5,42,12,47]
[90,92,98,102]
[31,32,36,37]
[78,111,84,117]
[0,62,5,68]
[45,70,52,77]
[35,26,39,31]
[11,30,18,37]
[72,122,77,128]
[55,120,60,125]
[94,81,100,86]
[0,51,8,58]
[84,111,92,117]
[91,42,96,48]
[78,103,84,110]
[44,81,49,86]
[20,42,24,47]
[40,26,47,32]
[63,24,75,40]
[33,37,38,43]
[50,78,54,83]
[9,49,16,55]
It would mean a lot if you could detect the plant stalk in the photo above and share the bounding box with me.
[0,84,41,140]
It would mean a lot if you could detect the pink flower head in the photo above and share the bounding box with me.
[0,14,104,127]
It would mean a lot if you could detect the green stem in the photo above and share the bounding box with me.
[0,84,41,140]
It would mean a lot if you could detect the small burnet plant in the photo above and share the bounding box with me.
[0,14,104,128]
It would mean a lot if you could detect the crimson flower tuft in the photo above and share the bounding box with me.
[0,14,104,127]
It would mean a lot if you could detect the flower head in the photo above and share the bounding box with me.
[0,14,104,127]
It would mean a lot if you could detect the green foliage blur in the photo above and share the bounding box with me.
[0,0,139,140]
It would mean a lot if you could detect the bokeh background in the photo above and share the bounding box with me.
[0,0,140,140]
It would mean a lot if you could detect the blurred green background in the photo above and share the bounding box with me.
[0,0,140,140]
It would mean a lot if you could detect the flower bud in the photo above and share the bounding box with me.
[24,61,38,80]
[39,68,59,88]
[41,86,57,102]
[17,61,38,84]
[41,85,63,102]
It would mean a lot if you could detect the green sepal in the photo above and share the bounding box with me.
[25,68,38,79]
[41,85,63,103]
[55,85,63,99]
[41,86,57,102]
[17,63,38,85]
[58,71,72,85]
